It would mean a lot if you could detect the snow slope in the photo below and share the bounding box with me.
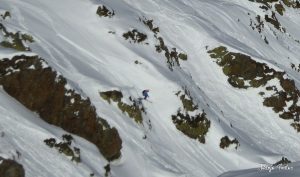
[219,162,300,177]
[0,88,108,177]
[1,0,300,177]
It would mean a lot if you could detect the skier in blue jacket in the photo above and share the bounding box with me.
[142,89,149,100]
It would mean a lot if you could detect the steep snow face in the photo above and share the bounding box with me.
[219,161,300,177]
[1,0,300,177]
[0,88,108,177]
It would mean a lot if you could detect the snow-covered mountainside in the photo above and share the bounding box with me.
[219,161,300,177]
[1,0,300,177]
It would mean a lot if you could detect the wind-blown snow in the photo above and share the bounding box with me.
[1,0,300,177]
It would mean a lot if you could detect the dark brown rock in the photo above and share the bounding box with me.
[0,157,25,177]
[0,55,122,161]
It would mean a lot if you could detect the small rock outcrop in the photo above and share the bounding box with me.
[219,136,240,150]
[100,90,145,124]
[96,5,115,18]
[0,23,33,51]
[172,89,210,143]
[0,157,25,177]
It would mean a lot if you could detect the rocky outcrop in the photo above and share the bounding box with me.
[100,90,144,124]
[44,134,81,163]
[96,5,115,18]
[247,0,300,44]
[123,29,147,44]
[208,46,300,132]
[219,136,240,150]
[0,157,25,177]
[249,0,300,14]
[0,10,10,20]
[0,23,33,51]
[141,17,188,70]
[0,55,122,161]
[172,89,210,143]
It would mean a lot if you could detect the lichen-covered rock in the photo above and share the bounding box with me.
[208,46,300,132]
[140,17,159,34]
[96,5,114,18]
[44,135,81,163]
[249,0,300,14]
[247,0,300,43]
[0,157,25,177]
[264,12,282,31]
[275,3,285,15]
[0,55,122,161]
[219,136,240,150]
[172,89,210,143]
[291,123,300,132]
[123,29,147,43]
[177,90,198,112]
[155,37,188,70]
[171,88,210,144]
[0,23,33,51]
[100,90,144,124]
[139,17,188,70]
[100,90,123,103]
[172,111,210,143]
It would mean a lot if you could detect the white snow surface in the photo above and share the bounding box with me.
[219,162,300,177]
[0,0,300,177]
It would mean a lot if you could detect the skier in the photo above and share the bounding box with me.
[142,89,150,100]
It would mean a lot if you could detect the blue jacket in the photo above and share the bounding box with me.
[142,90,149,97]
